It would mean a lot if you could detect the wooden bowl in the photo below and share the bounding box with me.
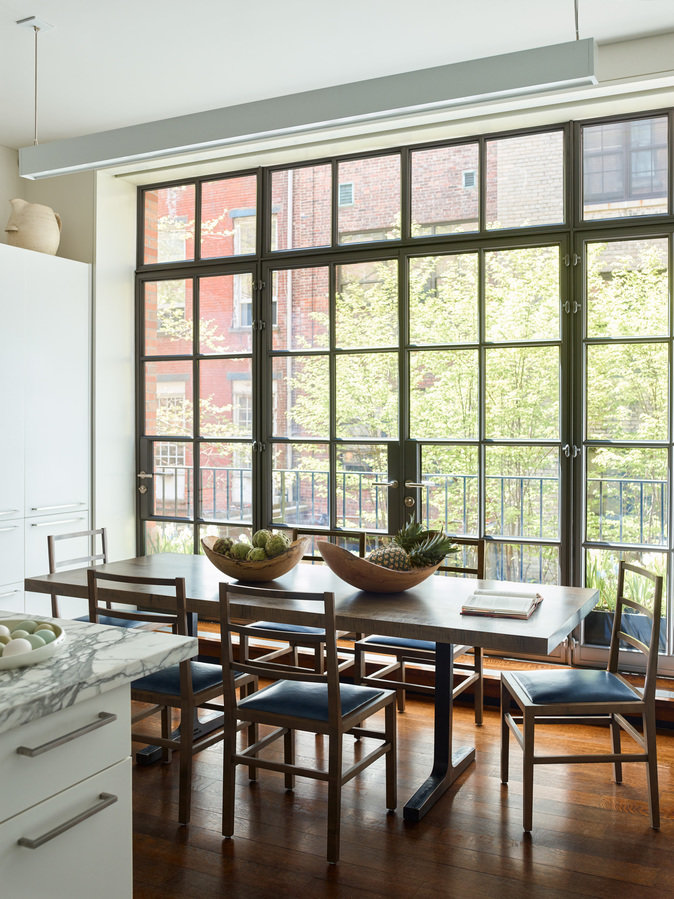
[201,535,308,583]
[317,541,441,593]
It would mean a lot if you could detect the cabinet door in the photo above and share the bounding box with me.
[24,255,90,516]
[0,758,132,899]
[0,518,25,610]
[0,246,25,519]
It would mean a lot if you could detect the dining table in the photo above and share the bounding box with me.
[24,553,598,823]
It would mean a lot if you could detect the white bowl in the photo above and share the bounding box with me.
[0,619,67,671]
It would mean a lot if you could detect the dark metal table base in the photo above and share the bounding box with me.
[403,642,476,822]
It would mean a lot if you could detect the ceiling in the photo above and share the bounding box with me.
[2,0,674,152]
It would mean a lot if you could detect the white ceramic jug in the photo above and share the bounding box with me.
[4,198,62,255]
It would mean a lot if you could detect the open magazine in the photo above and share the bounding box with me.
[461,588,544,619]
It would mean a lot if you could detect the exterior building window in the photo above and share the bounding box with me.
[338,182,354,206]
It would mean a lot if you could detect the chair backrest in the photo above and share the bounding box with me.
[87,568,187,633]
[608,561,663,702]
[291,528,366,562]
[219,582,340,719]
[438,535,485,579]
[48,527,108,617]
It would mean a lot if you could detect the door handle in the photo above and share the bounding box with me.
[404,480,438,489]
[137,471,154,479]
[372,480,398,489]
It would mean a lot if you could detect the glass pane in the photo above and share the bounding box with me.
[409,350,478,439]
[486,542,560,585]
[144,521,194,555]
[272,443,329,526]
[486,131,564,229]
[200,442,252,522]
[199,359,252,438]
[586,343,668,440]
[144,361,193,436]
[485,446,560,540]
[585,548,667,614]
[336,353,398,439]
[273,356,329,438]
[336,444,389,531]
[271,164,331,250]
[337,154,401,244]
[144,280,193,356]
[409,253,478,345]
[411,144,479,236]
[153,441,193,518]
[485,347,560,439]
[200,174,257,259]
[336,260,398,349]
[586,447,668,546]
[273,267,329,351]
[143,184,195,264]
[586,239,668,338]
[420,445,479,534]
[583,116,668,220]
[485,246,560,341]
[199,274,253,354]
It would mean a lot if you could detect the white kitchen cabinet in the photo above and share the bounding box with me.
[24,512,90,617]
[0,687,132,898]
[0,244,91,613]
[0,517,25,612]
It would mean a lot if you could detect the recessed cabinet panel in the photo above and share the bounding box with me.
[0,519,24,586]
[23,255,90,516]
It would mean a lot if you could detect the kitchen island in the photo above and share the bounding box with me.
[0,611,197,899]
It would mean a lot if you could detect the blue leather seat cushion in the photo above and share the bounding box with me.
[252,620,325,636]
[511,669,639,704]
[132,661,224,695]
[238,680,386,721]
[362,634,434,652]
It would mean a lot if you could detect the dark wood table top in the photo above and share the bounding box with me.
[25,552,598,656]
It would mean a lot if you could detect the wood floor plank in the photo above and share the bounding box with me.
[132,699,674,897]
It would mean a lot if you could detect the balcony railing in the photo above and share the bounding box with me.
[152,466,668,549]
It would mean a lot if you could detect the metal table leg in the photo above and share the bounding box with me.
[402,641,476,822]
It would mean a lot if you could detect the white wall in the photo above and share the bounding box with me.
[92,171,137,561]
[0,146,22,236]
[24,172,95,264]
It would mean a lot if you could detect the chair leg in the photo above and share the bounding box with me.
[384,701,397,811]
[644,708,660,830]
[610,713,623,783]
[284,727,295,791]
[178,700,195,825]
[397,659,406,712]
[353,643,366,686]
[474,647,483,726]
[522,709,535,833]
[222,724,236,838]
[500,679,510,784]
[326,733,343,864]
[160,705,172,764]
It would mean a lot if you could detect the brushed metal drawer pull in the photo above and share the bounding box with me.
[30,503,86,512]
[17,793,118,849]
[31,517,86,528]
[0,509,20,515]
[0,589,19,598]
[16,711,118,757]
[0,525,18,532]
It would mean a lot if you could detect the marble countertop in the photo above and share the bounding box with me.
[0,610,198,735]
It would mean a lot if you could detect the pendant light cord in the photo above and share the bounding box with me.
[33,24,39,145]
[574,0,580,40]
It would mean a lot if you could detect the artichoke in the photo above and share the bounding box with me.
[213,536,233,556]
[252,529,272,548]
[265,533,290,557]
[247,547,267,561]
[230,541,253,560]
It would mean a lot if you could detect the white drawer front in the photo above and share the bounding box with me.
[0,518,23,587]
[0,582,24,613]
[0,686,130,823]
[0,758,132,899]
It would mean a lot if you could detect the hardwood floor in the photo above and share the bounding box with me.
[132,698,674,897]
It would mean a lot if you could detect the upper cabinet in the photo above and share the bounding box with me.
[0,247,25,519]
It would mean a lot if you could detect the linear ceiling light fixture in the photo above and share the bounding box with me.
[19,38,597,180]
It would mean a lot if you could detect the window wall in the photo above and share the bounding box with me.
[137,111,674,668]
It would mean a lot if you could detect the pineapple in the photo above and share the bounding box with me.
[407,531,458,568]
[366,544,412,571]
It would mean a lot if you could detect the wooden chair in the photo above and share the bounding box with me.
[220,581,397,864]
[87,568,257,825]
[248,528,365,673]
[354,536,486,724]
[501,560,663,832]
